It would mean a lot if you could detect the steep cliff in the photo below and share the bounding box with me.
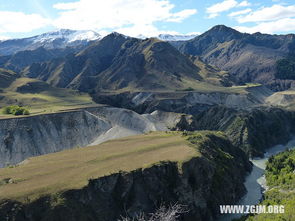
[0,131,251,221]
[0,110,111,168]
[175,106,295,157]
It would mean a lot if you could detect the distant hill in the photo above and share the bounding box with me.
[0,29,101,56]
[177,25,295,91]
[0,47,79,72]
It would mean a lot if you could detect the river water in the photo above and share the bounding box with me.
[218,138,295,221]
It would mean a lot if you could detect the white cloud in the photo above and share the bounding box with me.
[238,1,251,7]
[166,9,197,22]
[54,2,80,10]
[115,24,198,38]
[0,11,50,33]
[207,0,238,15]
[235,18,295,34]
[116,24,161,38]
[238,4,295,23]
[229,8,252,17]
[206,0,250,18]
[53,0,197,36]
[208,13,219,19]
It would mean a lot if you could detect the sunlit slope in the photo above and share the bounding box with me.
[0,132,197,201]
[0,77,96,118]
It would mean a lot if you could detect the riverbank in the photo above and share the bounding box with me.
[246,148,295,220]
[218,138,295,221]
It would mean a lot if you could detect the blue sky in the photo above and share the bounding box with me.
[0,0,294,39]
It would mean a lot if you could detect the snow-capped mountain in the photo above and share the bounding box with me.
[33,29,100,44]
[0,29,101,56]
[136,33,198,41]
[156,33,198,41]
[0,29,197,56]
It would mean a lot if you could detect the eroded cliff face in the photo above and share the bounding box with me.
[92,86,272,115]
[0,110,111,168]
[0,106,187,168]
[174,106,295,157]
[0,132,251,221]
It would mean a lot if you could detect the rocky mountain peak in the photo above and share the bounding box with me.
[201,24,243,42]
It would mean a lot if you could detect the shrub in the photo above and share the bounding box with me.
[2,105,30,116]
[182,87,194,91]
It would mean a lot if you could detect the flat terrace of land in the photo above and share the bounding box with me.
[0,77,98,119]
[0,132,198,201]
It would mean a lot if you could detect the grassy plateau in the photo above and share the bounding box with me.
[0,77,98,119]
[0,132,198,201]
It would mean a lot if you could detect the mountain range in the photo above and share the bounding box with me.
[22,33,208,92]
[0,30,196,57]
[0,25,294,93]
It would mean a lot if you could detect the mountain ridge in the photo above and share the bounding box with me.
[1,25,295,93]
[177,25,295,90]
[22,33,227,92]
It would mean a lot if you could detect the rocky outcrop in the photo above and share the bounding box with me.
[0,132,251,221]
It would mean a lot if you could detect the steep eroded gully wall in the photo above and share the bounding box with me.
[190,106,295,157]
[172,105,295,157]
[0,110,111,168]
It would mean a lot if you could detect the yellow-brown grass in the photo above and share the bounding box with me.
[0,132,198,201]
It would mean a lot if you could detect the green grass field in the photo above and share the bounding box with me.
[0,77,98,119]
[110,80,252,94]
[0,132,198,201]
